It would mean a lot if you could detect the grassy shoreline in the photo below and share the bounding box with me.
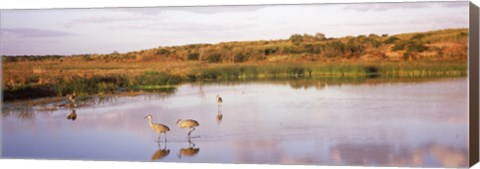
[3,28,468,101]
[2,61,466,101]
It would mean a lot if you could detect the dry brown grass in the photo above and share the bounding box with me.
[1,28,469,101]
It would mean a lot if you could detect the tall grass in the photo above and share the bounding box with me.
[2,62,467,101]
[190,63,313,80]
[187,62,466,80]
[129,71,181,91]
[3,71,182,101]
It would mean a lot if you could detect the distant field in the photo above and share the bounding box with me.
[2,28,468,101]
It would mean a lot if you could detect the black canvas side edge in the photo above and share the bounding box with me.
[469,1,479,167]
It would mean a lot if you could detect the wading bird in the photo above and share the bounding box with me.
[145,114,170,141]
[176,119,199,136]
[216,95,223,107]
[67,92,76,102]
[66,92,77,108]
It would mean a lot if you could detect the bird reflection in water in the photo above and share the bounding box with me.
[178,136,200,158]
[151,139,170,161]
[66,108,77,121]
[216,94,223,123]
[216,108,223,124]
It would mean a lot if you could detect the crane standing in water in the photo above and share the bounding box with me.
[145,114,170,141]
[176,119,199,136]
[67,93,76,102]
[216,95,223,108]
[66,92,77,108]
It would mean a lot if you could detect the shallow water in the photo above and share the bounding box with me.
[2,78,468,167]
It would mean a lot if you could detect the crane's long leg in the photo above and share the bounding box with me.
[188,127,196,136]
[164,133,168,142]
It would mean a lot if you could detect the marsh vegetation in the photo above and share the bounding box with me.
[2,28,468,101]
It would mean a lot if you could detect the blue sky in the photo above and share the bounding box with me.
[0,1,469,55]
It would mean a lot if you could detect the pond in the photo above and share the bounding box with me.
[1,78,468,167]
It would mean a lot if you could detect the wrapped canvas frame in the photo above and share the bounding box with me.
[469,2,479,167]
[0,0,479,168]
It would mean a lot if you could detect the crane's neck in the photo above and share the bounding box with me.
[148,118,153,127]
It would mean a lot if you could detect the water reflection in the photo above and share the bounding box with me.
[288,80,328,90]
[216,109,223,123]
[178,137,200,158]
[37,106,58,112]
[2,77,462,113]
[329,142,467,167]
[151,140,170,161]
[1,78,468,167]
[2,106,35,121]
[54,101,76,108]
[66,109,77,121]
[189,77,451,91]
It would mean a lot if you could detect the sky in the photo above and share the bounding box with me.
[0,1,470,56]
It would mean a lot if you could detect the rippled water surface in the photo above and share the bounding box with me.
[2,78,468,167]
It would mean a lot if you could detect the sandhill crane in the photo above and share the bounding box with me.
[145,114,170,141]
[176,119,199,136]
[67,109,77,121]
[151,140,170,161]
[216,95,223,107]
[66,92,77,108]
[67,92,76,102]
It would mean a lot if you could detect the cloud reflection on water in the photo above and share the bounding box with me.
[2,78,468,167]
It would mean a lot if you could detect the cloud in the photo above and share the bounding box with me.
[166,5,267,14]
[65,5,264,28]
[439,1,469,7]
[1,28,75,38]
[119,5,266,15]
[72,15,147,24]
[61,8,162,28]
[115,7,166,15]
[342,1,467,12]
[343,2,431,11]
[139,22,254,33]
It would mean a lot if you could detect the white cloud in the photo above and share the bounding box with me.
[0,2,470,55]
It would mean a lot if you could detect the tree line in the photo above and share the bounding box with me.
[3,28,468,63]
